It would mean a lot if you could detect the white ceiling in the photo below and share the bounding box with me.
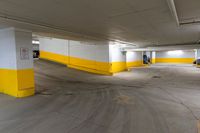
[0,0,200,47]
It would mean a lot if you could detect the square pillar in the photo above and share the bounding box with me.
[152,51,156,64]
[196,49,200,67]
[0,28,34,97]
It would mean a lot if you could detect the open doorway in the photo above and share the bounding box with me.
[143,51,151,65]
[33,40,40,59]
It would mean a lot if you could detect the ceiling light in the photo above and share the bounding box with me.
[167,50,183,55]
[32,40,40,44]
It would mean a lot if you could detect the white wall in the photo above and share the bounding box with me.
[39,38,68,56]
[0,28,33,70]
[95,44,110,62]
[69,41,109,62]
[39,37,145,66]
[196,49,200,59]
[152,51,156,59]
[39,37,110,63]
[144,51,151,58]
[126,51,143,62]
[156,50,195,58]
[15,30,33,69]
[109,44,126,62]
[0,28,17,69]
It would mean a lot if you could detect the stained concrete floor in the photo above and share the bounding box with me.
[0,60,200,133]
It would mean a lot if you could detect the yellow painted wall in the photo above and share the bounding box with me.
[40,50,112,75]
[111,62,127,73]
[155,58,195,64]
[0,69,35,97]
[40,51,69,65]
[68,56,112,75]
[69,59,129,75]
[40,51,144,75]
[126,60,143,68]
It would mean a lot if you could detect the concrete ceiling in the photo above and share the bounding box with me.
[0,0,200,47]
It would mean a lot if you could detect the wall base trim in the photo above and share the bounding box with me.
[40,51,68,65]
[127,60,143,68]
[111,62,127,73]
[68,64,113,76]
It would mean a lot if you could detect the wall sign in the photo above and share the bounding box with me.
[20,47,29,60]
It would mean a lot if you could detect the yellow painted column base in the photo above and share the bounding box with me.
[0,69,35,98]
[152,58,156,64]
[4,88,35,98]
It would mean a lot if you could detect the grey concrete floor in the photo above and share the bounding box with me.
[0,60,200,133]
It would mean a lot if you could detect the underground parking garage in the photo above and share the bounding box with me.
[1,0,200,133]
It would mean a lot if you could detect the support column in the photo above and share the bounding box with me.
[152,51,156,64]
[0,28,34,97]
[196,49,200,67]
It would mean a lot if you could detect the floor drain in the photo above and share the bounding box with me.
[152,76,161,79]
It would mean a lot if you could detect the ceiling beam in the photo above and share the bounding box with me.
[166,0,180,26]
[180,20,200,26]
[123,43,200,51]
[166,0,200,26]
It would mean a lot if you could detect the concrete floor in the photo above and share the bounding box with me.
[0,60,200,133]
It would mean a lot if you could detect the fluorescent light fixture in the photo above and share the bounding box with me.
[32,40,40,44]
[167,50,183,55]
[114,40,136,46]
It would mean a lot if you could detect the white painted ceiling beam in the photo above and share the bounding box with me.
[166,0,180,26]
[123,44,200,51]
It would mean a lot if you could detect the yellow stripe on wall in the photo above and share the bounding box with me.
[68,56,112,75]
[40,51,144,75]
[69,56,96,70]
[40,50,112,75]
[68,65,113,75]
[126,60,143,68]
[0,69,35,97]
[40,51,69,65]
[156,58,195,64]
